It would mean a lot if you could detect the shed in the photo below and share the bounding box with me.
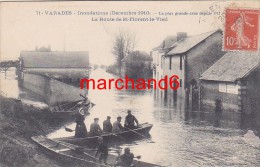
[200,51,260,113]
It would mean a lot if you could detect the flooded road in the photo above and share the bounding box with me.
[48,69,260,167]
[0,68,48,108]
[1,68,260,166]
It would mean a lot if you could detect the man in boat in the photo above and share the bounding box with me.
[95,137,108,165]
[75,108,88,138]
[89,118,103,136]
[103,116,112,133]
[116,147,135,167]
[124,110,139,129]
[112,116,124,133]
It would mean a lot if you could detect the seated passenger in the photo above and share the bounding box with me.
[103,116,112,133]
[112,116,124,133]
[89,118,103,136]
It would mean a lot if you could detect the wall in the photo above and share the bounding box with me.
[152,50,166,99]
[48,79,84,106]
[163,54,185,99]
[23,73,51,103]
[200,80,239,111]
[25,68,88,78]
[23,73,84,106]
[243,69,260,114]
[186,31,225,85]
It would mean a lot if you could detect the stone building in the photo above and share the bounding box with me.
[162,29,225,105]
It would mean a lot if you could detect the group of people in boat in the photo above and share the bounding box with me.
[75,109,139,166]
[75,109,139,138]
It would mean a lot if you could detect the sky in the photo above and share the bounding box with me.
[0,1,258,65]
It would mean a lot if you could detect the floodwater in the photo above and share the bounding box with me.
[48,69,260,167]
[0,68,48,108]
[1,68,260,166]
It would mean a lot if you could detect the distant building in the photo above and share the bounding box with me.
[20,51,90,84]
[19,51,90,106]
[162,30,225,104]
[151,35,178,98]
[200,52,260,114]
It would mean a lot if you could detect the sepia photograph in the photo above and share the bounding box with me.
[0,1,259,167]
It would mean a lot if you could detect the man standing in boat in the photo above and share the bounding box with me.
[112,116,124,133]
[103,116,112,133]
[95,137,108,165]
[89,118,103,136]
[75,108,88,138]
[124,110,139,129]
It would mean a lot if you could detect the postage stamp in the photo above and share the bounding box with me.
[224,8,259,51]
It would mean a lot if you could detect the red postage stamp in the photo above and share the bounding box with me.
[224,8,259,51]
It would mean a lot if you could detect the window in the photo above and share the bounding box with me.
[169,57,172,70]
[180,79,182,87]
[219,83,226,92]
[161,56,163,68]
[157,54,159,66]
[180,56,182,70]
[219,83,238,94]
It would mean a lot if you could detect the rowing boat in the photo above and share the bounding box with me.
[49,100,94,116]
[32,135,161,167]
[54,123,153,146]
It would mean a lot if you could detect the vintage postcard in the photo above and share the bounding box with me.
[0,1,260,167]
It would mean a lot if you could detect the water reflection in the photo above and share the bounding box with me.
[1,68,260,166]
[0,68,48,108]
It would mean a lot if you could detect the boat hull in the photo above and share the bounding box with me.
[54,123,153,146]
[32,135,160,167]
[49,100,93,117]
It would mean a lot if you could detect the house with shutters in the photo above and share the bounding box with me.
[162,29,225,105]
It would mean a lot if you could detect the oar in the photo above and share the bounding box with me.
[124,127,155,143]
[90,102,96,107]
[103,132,118,137]
[134,155,141,159]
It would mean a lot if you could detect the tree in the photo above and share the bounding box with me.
[112,30,136,76]
[124,51,153,79]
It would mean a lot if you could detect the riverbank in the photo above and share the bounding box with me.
[0,95,74,167]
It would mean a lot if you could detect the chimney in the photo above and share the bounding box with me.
[177,32,187,41]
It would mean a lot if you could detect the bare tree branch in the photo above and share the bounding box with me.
[112,30,137,76]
